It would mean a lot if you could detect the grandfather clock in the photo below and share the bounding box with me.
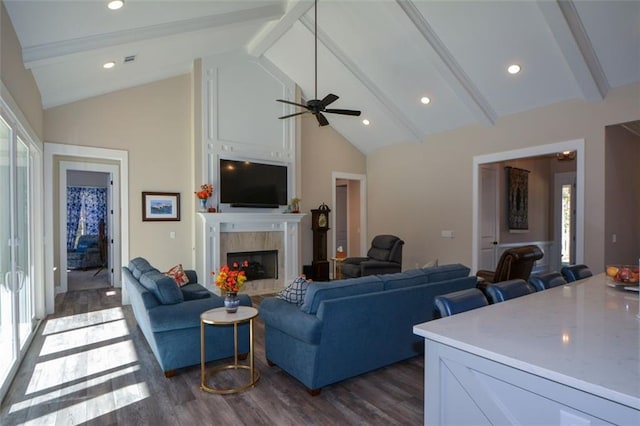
[311,203,331,281]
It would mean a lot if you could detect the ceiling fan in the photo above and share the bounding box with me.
[277,0,361,127]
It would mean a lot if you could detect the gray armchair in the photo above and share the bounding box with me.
[341,235,404,279]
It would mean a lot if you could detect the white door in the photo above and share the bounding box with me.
[479,165,499,270]
[0,116,36,400]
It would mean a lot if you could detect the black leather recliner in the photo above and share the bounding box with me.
[341,235,404,279]
[476,244,543,284]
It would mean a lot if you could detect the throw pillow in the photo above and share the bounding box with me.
[277,276,310,306]
[165,264,190,287]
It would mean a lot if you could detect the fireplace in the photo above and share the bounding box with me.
[226,250,278,281]
[196,212,305,296]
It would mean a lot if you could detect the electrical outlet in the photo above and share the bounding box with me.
[441,230,454,238]
[612,233,617,243]
[170,232,175,239]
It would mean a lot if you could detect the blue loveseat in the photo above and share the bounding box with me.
[123,257,252,376]
[259,263,475,394]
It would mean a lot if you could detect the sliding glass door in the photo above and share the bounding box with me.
[0,116,15,386]
[0,114,36,397]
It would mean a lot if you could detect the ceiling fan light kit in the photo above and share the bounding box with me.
[277,0,361,127]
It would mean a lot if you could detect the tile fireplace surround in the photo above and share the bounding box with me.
[196,213,306,295]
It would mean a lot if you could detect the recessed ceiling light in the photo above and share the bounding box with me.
[107,0,124,10]
[507,64,521,75]
[420,96,431,105]
[362,119,370,126]
[103,61,116,69]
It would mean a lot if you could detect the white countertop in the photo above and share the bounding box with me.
[413,273,640,409]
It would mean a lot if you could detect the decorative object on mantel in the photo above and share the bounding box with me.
[291,197,301,213]
[195,184,213,212]
[213,261,248,313]
[142,192,180,222]
[276,0,361,127]
[505,167,529,231]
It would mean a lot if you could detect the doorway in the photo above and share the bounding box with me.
[473,140,585,273]
[554,172,576,272]
[64,170,112,291]
[44,143,129,315]
[331,172,367,259]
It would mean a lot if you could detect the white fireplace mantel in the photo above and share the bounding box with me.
[196,213,306,295]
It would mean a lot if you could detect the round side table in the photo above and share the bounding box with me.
[200,306,260,394]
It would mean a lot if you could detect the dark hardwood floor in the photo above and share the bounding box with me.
[0,289,424,425]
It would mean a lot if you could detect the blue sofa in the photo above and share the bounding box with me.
[123,257,252,376]
[259,263,474,394]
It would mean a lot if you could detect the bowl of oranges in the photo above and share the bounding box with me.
[606,265,639,285]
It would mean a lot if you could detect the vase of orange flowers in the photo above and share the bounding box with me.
[195,184,213,212]
[213,261,248,313]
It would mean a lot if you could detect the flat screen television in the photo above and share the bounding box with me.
[219,159,288,208]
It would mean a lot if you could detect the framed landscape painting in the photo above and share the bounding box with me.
[142,192,180,221]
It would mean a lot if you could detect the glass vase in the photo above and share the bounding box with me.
[224,292,240,313]
[199,198,207,212]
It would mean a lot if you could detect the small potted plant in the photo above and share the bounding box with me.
[212,261,248,313]
[195,184,213,212]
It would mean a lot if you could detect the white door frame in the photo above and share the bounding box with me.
[44,143,129,314]
[331,172,367,257]
[59,162,118,293]
[472,139,585,273]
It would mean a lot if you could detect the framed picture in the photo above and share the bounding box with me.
[142,192,180,221]
[505,167,529,231]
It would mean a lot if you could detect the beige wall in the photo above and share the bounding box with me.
[299,115,367,266]
[0,1,43,140]
[605,124,640,265]
[367,83,640,273]
[45,75,194,271]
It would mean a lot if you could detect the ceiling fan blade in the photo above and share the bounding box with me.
[325,108,361,116]
[319,93,339,108]
[278,111,309,120]
[315,112,330,126]
[276,99,308,109]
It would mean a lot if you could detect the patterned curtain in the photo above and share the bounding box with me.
[67,187,107,249]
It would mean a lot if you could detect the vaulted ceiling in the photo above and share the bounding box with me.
[4,0,639,154]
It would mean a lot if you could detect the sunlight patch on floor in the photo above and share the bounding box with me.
[17,382,149,426]
[26,340,139,395]
[40,319,130,356]
[9,364,141,413]
[42,307,125,335]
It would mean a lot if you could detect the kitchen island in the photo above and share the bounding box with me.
[413,273,640,425]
